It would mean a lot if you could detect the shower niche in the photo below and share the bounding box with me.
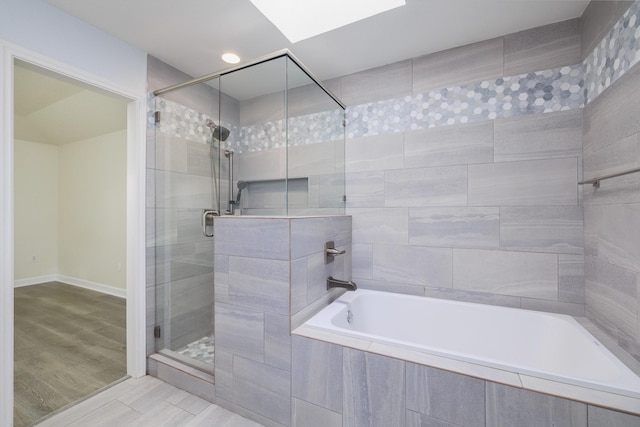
[151,51,346,372]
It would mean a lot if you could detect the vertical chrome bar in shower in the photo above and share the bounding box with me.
[225,150,235,214]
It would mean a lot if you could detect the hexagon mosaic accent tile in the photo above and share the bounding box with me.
[584,0,640,103]
[150,0,640,152]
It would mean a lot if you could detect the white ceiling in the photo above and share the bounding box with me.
[14,61,128,145]
[43,0,590,84]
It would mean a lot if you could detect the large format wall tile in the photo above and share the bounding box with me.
[225,257,290,315]
[291,217,329,259]
[292,399,341,427]
[230,356,291,426]
[581,1,635,59]
[588,403,640,426]
[583,62,640,153]
[590,203,640,273]
[264,313,290,370]
[504,19,581,76]
[486,383,587,426]
[583,133,639,181]
[585,256,638,339]
[494,109,582,162]
[372,245,452,287]
[345,133,404,173]
[409,207,499,250]
[292,336,343,413]
[413,38,504,93]
[154,170,214,209]
[349,207,408,245]
[406,363,485,427]
[341,60,412,106]
[351,243,373,279]
[404,121,493,168]
[214,218,289,260]
[468,158,578,206]
[215,304,264,363]
[385,166,467,207]
[343,348,405,427]
[453,249,558,300]
[288,141,338,178]
[499,206,584,254]
[346,171,385,208]
[559,254,585,304]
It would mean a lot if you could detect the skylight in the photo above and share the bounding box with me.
[250,0,406,43]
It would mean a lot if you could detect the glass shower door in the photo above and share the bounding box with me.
[152,80,222,372]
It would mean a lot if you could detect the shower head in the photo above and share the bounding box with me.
[235,180,248,204]
[205,119,231,142]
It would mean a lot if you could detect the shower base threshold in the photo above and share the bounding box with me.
[149,353,215,403]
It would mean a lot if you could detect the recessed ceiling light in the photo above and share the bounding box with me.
[221,52,241,64]
[250,0,405,43]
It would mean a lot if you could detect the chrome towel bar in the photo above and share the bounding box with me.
[579,167,640,188]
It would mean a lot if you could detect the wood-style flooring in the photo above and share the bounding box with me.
[14,282,126,427]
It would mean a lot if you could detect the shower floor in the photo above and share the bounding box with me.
[176,335,215,365]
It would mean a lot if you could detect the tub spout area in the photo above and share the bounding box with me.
[327,276,357,291]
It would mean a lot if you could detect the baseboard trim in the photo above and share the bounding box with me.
[14,275,58,288]
[14,274,126,299]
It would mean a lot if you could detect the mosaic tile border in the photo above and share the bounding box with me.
[150,0,639,149]
[584,0,640,104]
[150,96,343,153]
[346,65,583,138]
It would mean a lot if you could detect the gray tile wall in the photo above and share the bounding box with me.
[146,57,220,357]
[291,337,639,426]
[583,59,640,363]
[345,109,584,314]
[580,1,635,60]
[214,216,351,427]
[330,20,587,316]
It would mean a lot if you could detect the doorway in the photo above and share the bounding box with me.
[12,60,129,426]
[0,44,146,427]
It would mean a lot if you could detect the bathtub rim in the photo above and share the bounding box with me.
[293,289,640,416]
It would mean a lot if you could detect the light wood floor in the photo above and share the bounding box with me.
[14,282,126,427]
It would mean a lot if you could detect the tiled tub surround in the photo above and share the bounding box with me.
[340,2,637,319]
[141,1,640,424]
[214,215,351,427]
[291,333,640,427]
[295,290,640,420]
[582,2,640,366]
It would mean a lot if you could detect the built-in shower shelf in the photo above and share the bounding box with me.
[241,177,309,215]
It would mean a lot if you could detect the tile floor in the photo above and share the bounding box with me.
[36,376,264,427]
[176,336,215,366]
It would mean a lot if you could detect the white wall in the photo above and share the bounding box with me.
[13,140,59,281]
[58,130,127,290]
[14,131,127,290]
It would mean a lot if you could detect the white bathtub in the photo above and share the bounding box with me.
[299,289,640,410]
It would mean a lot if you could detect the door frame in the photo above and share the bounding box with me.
[0,41,147,426]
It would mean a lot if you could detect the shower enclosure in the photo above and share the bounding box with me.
[151,50,346,372]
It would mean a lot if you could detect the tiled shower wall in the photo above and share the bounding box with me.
[582,0,640,363]
[214,216,351,426]
[335,18,587,316]
[146,56,237,356]
[324,0,639,357]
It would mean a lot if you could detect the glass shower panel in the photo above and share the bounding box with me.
[219,57,289,215]
[285,57,346,215]
[153,79,221,371]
